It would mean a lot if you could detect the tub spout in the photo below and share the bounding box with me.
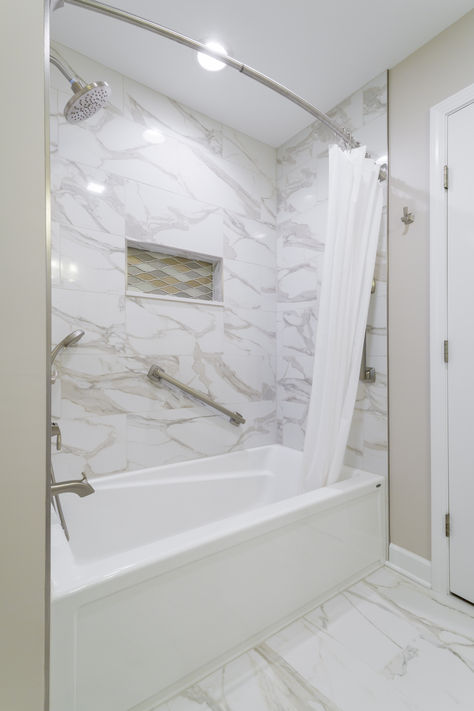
[51,473,95,498]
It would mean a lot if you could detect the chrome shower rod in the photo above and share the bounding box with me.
[62,0,360,150]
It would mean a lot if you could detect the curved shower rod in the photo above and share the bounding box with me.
[58,0,387,178]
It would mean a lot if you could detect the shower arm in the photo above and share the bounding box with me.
[50,53,75,83]
[61,0,386,175]
[50,53,86,92]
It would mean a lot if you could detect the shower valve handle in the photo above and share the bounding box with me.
[51,422,62,451]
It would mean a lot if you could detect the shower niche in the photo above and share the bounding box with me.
[126,241,223,304]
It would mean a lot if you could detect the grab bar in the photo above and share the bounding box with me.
[360,279,377,383]
[147,365,246,426]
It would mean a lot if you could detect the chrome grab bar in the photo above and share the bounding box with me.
[147,365,246,426]
[361,278,377,383]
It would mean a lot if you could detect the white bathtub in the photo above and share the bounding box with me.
[50,445,386,711]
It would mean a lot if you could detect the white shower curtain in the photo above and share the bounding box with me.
[303,145,383,490]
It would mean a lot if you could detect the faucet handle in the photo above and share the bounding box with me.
[51,422,62,451]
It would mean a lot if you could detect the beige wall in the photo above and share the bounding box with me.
[0,2,49,710]
[389,10,474,559]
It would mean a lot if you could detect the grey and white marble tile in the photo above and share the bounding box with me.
[123,76,223,155]
[178,142,275,222]
[154,568,474,711]
[277,260,321,304]
[51,157,126,235]
[277,123,319,174]
[277,205,327,265]
[277,305,317,358]
[224,212,276,268]
[52,409,127,478]
[224,306,276,358]
[278,400,308,450]
[184,350,276,405]
[52,288,126,357]
[223,126,276,184]
[277,159,327,220]
[275,71,388,474]
[51,43,387,481]
[127,400,276,469]
[224,260,276,312]
[57,114,187,196]
[124,180,223,257]
[124,296,225,358]
[50,43,280,474]
[56,223,125,294]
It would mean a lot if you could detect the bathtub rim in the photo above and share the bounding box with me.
[51,451,385,602]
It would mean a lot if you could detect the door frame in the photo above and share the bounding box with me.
[429,82,474,595]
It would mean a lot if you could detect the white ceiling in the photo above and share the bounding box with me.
[51,0,474,146]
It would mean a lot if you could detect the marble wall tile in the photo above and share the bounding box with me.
[124,297,225,357]
[224,306,276,358]
[51,42,386,479]
[277,205,327,266]
[222,126,276,184]
[124,181,223,257]
[177,142,274,221]
[277,261,320,304]
[278,400,308,450]
[51,157,126,234]
[123,77,223,155]
[127,400,276,469]
[52,289,126,357]
[51,44,279,476]
[275,71,388,479]
[223,212,276,268]
[57,224,125,294]
[224,260,276,312]
[277,158,328,220]
[276,123,318,173]
[52,411,127,478]
[57,114,187,196]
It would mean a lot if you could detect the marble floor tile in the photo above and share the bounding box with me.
[154,568,474,711]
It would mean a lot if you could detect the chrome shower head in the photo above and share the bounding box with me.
[64,80,111,123]
[51,329,85,366]
[50,54,111,123]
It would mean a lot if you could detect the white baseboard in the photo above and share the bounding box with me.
[387,543,432,588]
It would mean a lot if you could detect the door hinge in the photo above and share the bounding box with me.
[445,513,450,537]
[444,165,449,190]
[444,340,449,363]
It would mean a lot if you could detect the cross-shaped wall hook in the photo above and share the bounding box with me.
[401,206,415,225]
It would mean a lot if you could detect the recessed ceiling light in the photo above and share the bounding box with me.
[197,41,227,72]
[86,181,106,194]
[142,128,166,144]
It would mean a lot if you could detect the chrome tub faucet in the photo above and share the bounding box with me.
[50,473,95,498]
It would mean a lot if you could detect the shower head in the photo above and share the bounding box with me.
[50,54,111,123]
[51,329,85,366]
[64,80,111,123]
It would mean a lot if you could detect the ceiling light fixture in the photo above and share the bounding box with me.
[197,41,227,72]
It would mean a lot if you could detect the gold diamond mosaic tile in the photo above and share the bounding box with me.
[127,246,216,301]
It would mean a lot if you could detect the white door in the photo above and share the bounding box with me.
[447,100,474,604]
